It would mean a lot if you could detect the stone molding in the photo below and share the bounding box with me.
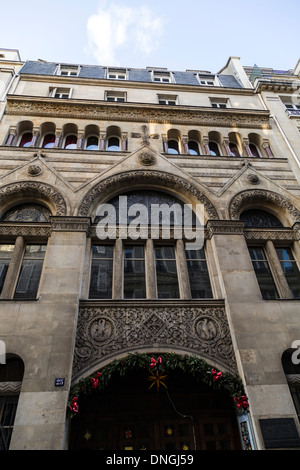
[228,189,300,223]
[206,220,245,237]
[72,301,237,380]
[78,170,219,220]
[0,223,52,237]
[5,96,270,129]
[50,216,91,232]
[244,228,298,241]
[0,181,67,216]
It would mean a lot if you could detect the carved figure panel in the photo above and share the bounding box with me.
[72,303,236,380]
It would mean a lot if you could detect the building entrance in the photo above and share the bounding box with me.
[68,369,241,450]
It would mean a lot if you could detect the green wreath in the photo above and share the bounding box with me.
[68,352,248,416]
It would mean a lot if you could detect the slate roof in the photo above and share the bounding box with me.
[19,61,243,88]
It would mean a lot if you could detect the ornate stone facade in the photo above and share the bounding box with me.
[0,51,299,451]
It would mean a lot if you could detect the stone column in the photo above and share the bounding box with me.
[122,133,128,151]
[264,240,291,298]
[0,235,24,299]
[203,137,210,155]
[176,239,191,299]
[100,133,106,150]
[112,238,123,299]
[262,141,274,157]
[145,238,157,299]
[182,136,189,154]
[54,130,62,148]
[223,138,232,156]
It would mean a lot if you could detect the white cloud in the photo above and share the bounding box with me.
[86,2,164,65]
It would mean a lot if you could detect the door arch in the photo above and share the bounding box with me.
[68,353,244,450]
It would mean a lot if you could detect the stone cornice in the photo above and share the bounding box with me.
[5,95,271,129]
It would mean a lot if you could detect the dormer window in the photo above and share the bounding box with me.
[197,75,215,86]
[107,69,127,80]
[153,71,172,83]
[58,65,79,76]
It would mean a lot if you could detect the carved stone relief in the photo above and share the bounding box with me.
[78,170,219,220]
[72,303,237,380]
[229,189,300,223]
[0,181,67,216]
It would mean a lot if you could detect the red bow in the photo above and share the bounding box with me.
[150,356,162,370]
[90,372,102,389]
[234,396,249,410]
[69,397,79,413]
[211,368,223,382]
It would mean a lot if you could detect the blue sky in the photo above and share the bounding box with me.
[1,0,299,73]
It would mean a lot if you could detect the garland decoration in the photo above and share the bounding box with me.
[67,352,247,417]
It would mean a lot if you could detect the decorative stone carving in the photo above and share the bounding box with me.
[72,302,237,380]
[50,216,90,232]
[0,181,67,216]
[6,96,271,129]
[247,173,260,185]
[229,189,300,223]
[138,152,156,166]
[27,164,42,176]
[78,170,218,220]
[0,224,51,237]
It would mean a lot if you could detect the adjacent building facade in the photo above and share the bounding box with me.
[0,49,300,450]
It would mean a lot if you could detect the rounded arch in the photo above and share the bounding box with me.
[68,351,244,451]
[0,181,68,218]
[77,170,219,221]
[228,189,300,226]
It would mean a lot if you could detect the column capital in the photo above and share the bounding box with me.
[50,216,91,232]
[206,220,245,237]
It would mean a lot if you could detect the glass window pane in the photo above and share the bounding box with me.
[249,247,278,299]
[124,245,146,299]
[0,244,14,294]
[186,249,212,298]
[275,247,300,298]
[14,244,46,299]
[89,245,113,299]
[155,245,179,298]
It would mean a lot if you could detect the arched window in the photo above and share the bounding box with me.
[91,190,212,300]
[188,141,200,155]
[249,143,261,158]
[64,135,77,149]
[240,209,283,228]
[19,132,32,148]
[1,204,51,222]
[208,141,220,156]
[107,136,120,151]
[229,142,240,157]
[167,140,179,154]
[42,133,56,149]
[86,136,99,151]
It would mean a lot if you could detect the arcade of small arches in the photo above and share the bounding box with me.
[3,120,274,158]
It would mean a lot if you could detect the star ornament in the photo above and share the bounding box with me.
[147,369,168,391]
